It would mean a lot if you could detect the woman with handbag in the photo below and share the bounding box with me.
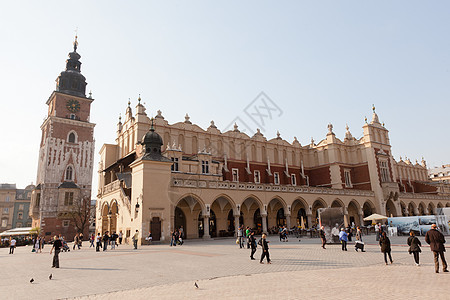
[407,230,422,266]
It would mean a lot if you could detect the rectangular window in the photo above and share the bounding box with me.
[5,196,10,202]
[1,219,7,227]
[254,170,261,184]
[64,192,74,206]
[291,174,297,186]
[201,160,209,174]
[63,220,70,227]
[19,204,24,211]
[36,193,41,207]
[3,208,9,214]
[232,168,239,182]
[274,172,280,185]
[344,169,352,187]
[380,160,390,183]
[171,157,179,171]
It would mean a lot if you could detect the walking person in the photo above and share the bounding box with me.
[249,231,257,260]
[379,231,393,265]
[339,228,348,251]
[73,233,79,250]
[34,237,40,253]
[259,233,271,264]
[425,223,448,273]
[95,233,101,252]
[118,230,123,245]
[133,230,139,249]
[407,230,422,266]
[319,226,326,249]
[238,226,244,248]
[9,237,16,254]
[355,226,365,252]
[50,236,62,268]
[89,234,95,248]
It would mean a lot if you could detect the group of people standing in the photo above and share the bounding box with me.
[170,227,184,247]
[94,231,122,252]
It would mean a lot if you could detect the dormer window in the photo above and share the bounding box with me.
[232,168,239,182]
[201,160,209,174]
[254,170,261,184]
[274,172,280,185]
[171,157,179,172]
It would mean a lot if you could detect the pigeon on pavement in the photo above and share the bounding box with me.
[194,282,199,289]
[30,278,34,283]
[49,274,53,280]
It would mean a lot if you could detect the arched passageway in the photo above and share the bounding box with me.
[312,199,326,227]
[347,201,360,227]
[267,198,285,232]
[386,199,397,217]
[175,195,204,239]
[292,199,309,229]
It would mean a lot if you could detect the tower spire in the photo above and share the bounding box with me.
[73,34,78,52]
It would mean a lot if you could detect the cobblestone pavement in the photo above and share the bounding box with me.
[1,235,449,299]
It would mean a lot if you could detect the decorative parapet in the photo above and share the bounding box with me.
[399,192,450,201]
[172,178,374,197]
[102,180,121,195]
[100,180,131,213]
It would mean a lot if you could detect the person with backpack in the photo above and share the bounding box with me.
[249,231,257,260]
[407,230,422,266]
[259,233,271,264]
[339,228,348,251]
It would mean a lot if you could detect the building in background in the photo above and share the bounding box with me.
[13,185,35,228]
[30,37,95,241]
[429,164,450,183]
[0,184,17,231]
[96,100,450,244]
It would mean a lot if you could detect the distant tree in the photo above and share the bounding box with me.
[67,195,91,237]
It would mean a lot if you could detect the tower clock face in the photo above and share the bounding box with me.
[66,99,80,113]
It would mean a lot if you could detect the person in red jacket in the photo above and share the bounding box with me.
[425,224,448,273]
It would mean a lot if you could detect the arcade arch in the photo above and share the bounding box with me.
[385,199,397,217]
[291,198,309,228]
[175,194,205,239]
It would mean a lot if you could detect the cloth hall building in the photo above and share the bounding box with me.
[97,100,450,244]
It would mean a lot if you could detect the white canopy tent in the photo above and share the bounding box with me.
[0,227,32,237]
[363,214,388,221]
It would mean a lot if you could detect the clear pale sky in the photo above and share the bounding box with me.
[1,1,449,195]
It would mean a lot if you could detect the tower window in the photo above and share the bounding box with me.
[68,132,76,143]
[291,174,297,186]
[344,169,352,187]
[379,160,390,183]
[70,114,76,120]
[64,192,74,206]
[65,166,73,181]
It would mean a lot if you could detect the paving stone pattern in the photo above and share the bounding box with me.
[1,235,448,299]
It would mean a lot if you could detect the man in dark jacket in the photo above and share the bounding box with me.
[249,231,257,260]
[425,224,448,273]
